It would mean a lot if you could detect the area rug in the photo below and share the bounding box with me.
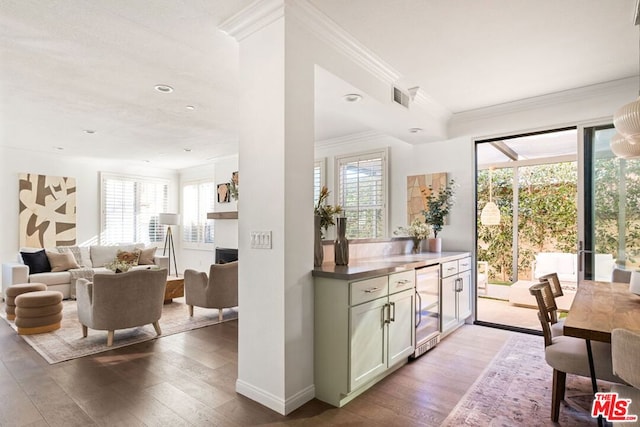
[0,298,237,364]
[442,332,611,426]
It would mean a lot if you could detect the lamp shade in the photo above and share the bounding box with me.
[159,213,180,225]
[610,132,640,159]
[614,96,640,144]
[480,202,501,226]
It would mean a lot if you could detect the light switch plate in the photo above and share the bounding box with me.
[250,231,272,249]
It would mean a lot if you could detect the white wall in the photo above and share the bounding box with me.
[0,146,178,264]
[178,155,238,273]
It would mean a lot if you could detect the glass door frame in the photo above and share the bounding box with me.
[577,120,615,283]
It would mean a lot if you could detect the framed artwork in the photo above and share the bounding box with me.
[217,183,231,203]
[407,172,448,223]
[19,173,77,248]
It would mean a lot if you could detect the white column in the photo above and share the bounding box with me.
[221,1,315,415]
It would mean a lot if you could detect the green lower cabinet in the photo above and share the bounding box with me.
[314,271,415,407]
[349,297,388,391]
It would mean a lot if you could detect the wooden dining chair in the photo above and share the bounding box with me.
[538,272,564,337]
[611,328,640,426]
[529,280,621,422]
[612,268,632,284]
[539,272,563,297]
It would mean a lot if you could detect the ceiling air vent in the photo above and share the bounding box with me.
[393,87,410,108]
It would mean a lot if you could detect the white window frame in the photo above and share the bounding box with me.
[334,148,389,239]
[314,157,327,206]
[182,179,216,250]
[100,172,169,245]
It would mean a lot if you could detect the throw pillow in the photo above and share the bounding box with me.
[116,249,140,266]
[20,249,51,274]
[56,245,85,267]
[46,250,80,272]
[138,246,157,265]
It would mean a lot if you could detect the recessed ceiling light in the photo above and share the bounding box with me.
[143,160,150,163]
[185,105,195,111]
[183,148,192,152]
[84,129,96,134]
[54,146,64,151]
[409,127,423,133]
[343,93,362,103]
[154,84,174,93]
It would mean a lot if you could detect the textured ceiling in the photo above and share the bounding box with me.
[1,0,638,169]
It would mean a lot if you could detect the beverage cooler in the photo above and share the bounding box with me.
[413,264,441,357]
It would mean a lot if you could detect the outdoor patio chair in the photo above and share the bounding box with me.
[529,280,621,422]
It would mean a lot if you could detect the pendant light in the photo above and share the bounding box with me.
[612,22,640,157]
[481,168,501,226]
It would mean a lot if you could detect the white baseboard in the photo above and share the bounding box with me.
[235,379,315,415]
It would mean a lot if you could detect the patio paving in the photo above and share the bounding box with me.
[476,295,542,331]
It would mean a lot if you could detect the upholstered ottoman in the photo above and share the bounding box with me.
[5,283,47,321]
[14,290,63,335]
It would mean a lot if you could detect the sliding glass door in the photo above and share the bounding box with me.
[581,125,640,281]
[476,123,640,332]
[475,128,578,331]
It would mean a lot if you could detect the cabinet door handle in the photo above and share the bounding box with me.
[395,279,411,285]
[455,277,463,292]
[364,287,381,293]
[382,303,391,324]
[415,291,422,327]
[389,301,396,322]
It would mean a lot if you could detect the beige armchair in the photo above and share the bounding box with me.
[76,268,168,346]
[184,261,238,320]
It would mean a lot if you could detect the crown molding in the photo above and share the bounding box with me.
[451,77,637,125]
[218,0,284,41]
[288,0,399,84]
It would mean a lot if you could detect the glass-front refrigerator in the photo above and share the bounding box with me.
[413,264,441,357]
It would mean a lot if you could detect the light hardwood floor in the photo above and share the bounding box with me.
[0,318,514,426]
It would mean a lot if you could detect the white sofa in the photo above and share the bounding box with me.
[2,243,168,300]
[509,252,615,310]
[531,252,615,283]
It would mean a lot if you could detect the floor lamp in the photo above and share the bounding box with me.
[159,213,180,277]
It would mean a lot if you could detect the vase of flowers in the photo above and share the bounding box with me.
[314,186,342,267]
[394,218,430,254]
[421,179,456,253]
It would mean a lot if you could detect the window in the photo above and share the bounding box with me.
[182,180,215,249]
[314,158,326,206]
[335,149,388,239]
[101,173,169,245]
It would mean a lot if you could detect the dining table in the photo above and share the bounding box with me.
[563,280,640,426]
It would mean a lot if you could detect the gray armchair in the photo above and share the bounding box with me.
[185,261,238,320]
[76,268,168,346]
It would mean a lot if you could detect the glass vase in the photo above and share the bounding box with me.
[334,217,349,265]
[412,238,422,254]
[314,215,324,267]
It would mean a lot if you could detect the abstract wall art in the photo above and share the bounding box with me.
[19,173,77,248]
[406,172,448,224]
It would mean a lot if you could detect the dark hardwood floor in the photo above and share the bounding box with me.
[0,316,513,426]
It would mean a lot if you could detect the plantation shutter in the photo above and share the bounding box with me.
[101,173,168,245]
[314,158,326,206]
[182,180,215,247]
[200,182,215,244]
[336,150,387,239]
